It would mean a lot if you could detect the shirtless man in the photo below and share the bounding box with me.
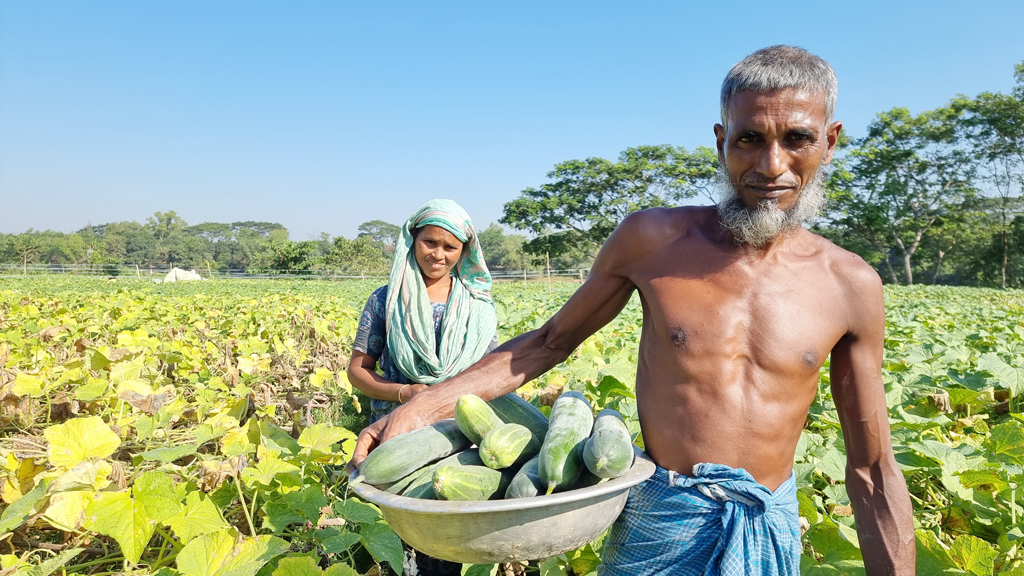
[351,45,916,575]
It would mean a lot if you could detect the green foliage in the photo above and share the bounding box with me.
[356,220,401,258]
[321,236,390,276]
[1,278,1022,574]
[826,106,976,285]
[477,223,535,271]
[501,144,717,259]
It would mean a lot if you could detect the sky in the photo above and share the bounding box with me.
[2,1,1023,240]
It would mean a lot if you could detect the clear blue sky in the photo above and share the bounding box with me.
[2,1,1023,240]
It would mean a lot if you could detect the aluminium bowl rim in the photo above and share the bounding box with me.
[350,446,655,515]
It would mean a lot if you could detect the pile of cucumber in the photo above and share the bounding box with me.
[358,391,635,501]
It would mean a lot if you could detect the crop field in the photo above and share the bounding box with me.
[0,277,1022,575]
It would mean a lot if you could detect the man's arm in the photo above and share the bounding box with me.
[350,212,651,467]
[829,263,915,575]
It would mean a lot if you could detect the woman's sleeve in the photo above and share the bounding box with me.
[353,286,388,359]
[485,334,500,354]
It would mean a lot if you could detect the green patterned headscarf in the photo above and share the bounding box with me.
[385,199,497,384]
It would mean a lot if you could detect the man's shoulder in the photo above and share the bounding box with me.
[617,205,719,245]
[804,232,883,297]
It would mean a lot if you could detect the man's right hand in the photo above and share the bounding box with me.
[348,392,442,472]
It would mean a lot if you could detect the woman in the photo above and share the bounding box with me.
[348,199,497,576]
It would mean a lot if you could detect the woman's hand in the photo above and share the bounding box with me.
[348,351,430,404]
[399,383,429,404]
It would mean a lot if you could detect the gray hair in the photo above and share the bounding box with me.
[720,45,837,127]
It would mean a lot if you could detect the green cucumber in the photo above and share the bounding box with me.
[381,463,430,494]
[504,455,543,499]
[432,464,513,501]
[401,448,484,499]
[538,391,594,495]
[488,392,549,442]
[359,419,471,486]
[479,423,541,469]
[454,394,504,444]
[582,409,635,479]
[572,466,608,489]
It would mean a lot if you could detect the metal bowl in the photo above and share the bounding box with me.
[350,447,656,564]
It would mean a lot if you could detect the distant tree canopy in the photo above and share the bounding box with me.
[0,214,395,276]
[501,144,718,260]
[357,220,401,258]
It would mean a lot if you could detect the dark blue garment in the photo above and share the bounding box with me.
[599,463,801,576]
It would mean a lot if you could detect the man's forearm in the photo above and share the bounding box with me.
[416,325,573,421]
[848,461,916,575]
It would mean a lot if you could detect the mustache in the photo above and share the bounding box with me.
[739,175,801,188]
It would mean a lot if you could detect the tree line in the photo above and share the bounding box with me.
[4,60,1022,285]
[0,212,538,276]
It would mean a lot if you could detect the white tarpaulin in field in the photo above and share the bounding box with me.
[162,267,203,282]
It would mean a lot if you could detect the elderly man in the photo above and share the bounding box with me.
[352,45,916,575]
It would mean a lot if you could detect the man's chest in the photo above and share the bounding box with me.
[635,267,849,374]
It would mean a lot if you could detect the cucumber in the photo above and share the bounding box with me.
[582,409,635,479]
[488,392,549,442]
[432,464,513,501]
[538,391,594,495]
[479,423,541,469]
[380,463,430,494]
[359,419,471,486]
[505,455,543,499]
[572,466,608,489]
[402,448,484,499]
[454,394,505,444]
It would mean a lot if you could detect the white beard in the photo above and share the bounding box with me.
[714,166,828,248]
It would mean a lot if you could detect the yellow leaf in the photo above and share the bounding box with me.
[11,373,43,397]
[44,416,121,471]
[2,479,22,503]
[2,454,19,473]
[44,490,96,531]
[3,457,47,502]
[237,354,271,375]
[309,368,334,389]
[50,460,112,493]
[221,426,256,457]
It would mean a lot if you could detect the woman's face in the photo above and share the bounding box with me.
[413,225,464,282]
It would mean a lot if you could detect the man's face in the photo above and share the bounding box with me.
[714,88,841,213]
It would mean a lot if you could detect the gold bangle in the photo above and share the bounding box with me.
[398,384,410,404]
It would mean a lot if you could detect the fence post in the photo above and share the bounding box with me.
[546,252,551,292]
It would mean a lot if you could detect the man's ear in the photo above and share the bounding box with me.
[714,123,726,165]
[823,120,843,165]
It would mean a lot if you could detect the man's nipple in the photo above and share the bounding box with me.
[669,326,688,349]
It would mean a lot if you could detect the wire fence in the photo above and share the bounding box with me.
[0,263,591,281]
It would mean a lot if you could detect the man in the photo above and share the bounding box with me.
[352,45,916,575]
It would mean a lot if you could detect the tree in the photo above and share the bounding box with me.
[827,107,975,285]
[11,231,42,273]
[323,236,389,276]
[501,144,718,258]
[951,60,1024,288]
[477,223,530,270]
[255,240,319,272]
[146,211,187,241]
[357,220,401,258]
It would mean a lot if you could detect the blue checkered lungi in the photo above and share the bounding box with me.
[598,463,801,576]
